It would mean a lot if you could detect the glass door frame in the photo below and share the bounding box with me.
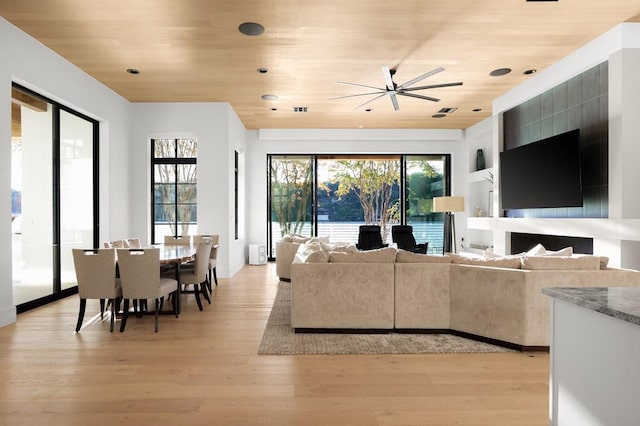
[12,83,99,314]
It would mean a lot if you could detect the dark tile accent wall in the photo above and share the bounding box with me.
[503,62,608,218]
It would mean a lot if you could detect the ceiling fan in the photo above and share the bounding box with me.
[331,66,463,111]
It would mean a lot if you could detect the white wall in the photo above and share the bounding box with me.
[130,103,247,278]
[0,18,131,327]
[245,128,468,251]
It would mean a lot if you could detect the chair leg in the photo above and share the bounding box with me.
[202,282,211,304]
[120,299,130,332]
[213,267,218,286]
[206,269,212,292]
[154,299,160,333]
[76,299,87,332]
[194,284,203,311]
[109,298,116,333]
[172,291,179,318]
[99,299,106,319]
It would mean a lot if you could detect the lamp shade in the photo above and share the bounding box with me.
[433,196,465,213]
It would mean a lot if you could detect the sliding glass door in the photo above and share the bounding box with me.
[11,84,98,311]
[267,154,450,257]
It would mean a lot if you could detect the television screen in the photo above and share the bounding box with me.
[500,129,583,210]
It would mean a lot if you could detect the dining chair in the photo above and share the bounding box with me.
[193,234,219,290]
[104,239,125,248]
[124,237,141,248]
[116,248,178,332]
[164,235,191,245]
[176,240,212,311]
[72,248,121,332]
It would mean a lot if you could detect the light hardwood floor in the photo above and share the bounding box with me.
[0,263,549,426]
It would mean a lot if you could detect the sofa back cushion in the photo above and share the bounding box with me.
[521,255,600,270]
[449,253,521,269]
[396,250,452,263]
[329,247,397,263]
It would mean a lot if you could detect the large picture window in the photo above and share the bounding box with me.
[151,138,197,244]
[267,154,450,258]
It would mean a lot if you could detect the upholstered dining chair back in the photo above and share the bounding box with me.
[104,240,125,248]
[116,248,163,299]
[73,248,119,299]
[164,235,191,245]
[72,248,121,332]
[124,237,141,248]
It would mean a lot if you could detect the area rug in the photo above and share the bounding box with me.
[258,281,514,355]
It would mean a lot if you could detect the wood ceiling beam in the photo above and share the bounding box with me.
[11,87,47,112]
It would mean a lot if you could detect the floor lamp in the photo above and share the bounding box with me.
[433,196,465,254]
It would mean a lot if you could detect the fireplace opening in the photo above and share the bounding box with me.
[510,232,593,255]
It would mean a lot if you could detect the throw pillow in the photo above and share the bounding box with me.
[329,246,397,263]
[521,255,600,270]
[543,246,574,256]
[296,241,329,263]
[320,241,358,253]
[396,250,452,263]
[526,243,547,256]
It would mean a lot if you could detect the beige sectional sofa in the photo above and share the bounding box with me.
[291,244,640,349]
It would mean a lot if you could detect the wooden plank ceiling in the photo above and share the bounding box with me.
[2,0,640,130]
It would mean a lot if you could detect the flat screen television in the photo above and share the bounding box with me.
[500,129,583,210]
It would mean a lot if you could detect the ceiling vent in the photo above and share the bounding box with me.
[293,106,308,112]
[438,107,457,114]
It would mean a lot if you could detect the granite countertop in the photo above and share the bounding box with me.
[542,287,640,327]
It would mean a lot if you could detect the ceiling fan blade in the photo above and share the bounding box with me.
[352,93,387,110]
[398,92,440,102]
[328,91,385,100]
[336,81,386,91]
[398,67,445,89]
[389,93,400,111]
[402,81,463,92]
[382,66,395,91]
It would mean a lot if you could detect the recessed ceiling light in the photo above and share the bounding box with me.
[126,68,140,75]
[261,94,278,101]
[270,107,278,111]
[257,67,269,74]
[239,22,265,36]
[489,68,512,77]
[432,113,446,118]
[438,107,457,114]
[473,108,483,112]
[365,108,373,112]
[523,69,537,75]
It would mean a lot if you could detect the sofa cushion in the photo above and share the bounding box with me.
[329,246,397,263]
[396,250,452,263]
[296,241,329,263]
[521,255,600,270]
[544,246,574,256]
[320,241,358,253]
[449,253,521,269]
